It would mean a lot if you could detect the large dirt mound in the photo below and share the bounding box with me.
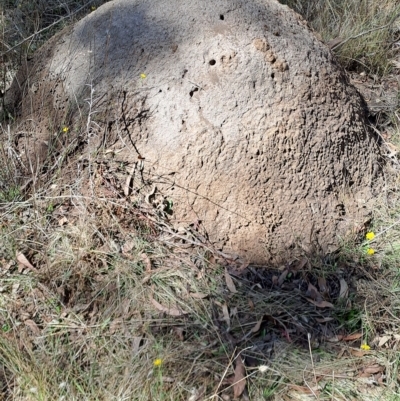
[5,0,382,262]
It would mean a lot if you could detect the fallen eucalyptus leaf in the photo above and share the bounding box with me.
[222,303,230,327]
[150,297,188,316]
[233,357,246,398]
[251,316,264,333]
[24,319,40,335]
[339,278,349,299]
[342,333,362,341]
[190,292,208,299]
[306,298,334,308]
[141,253,152,272]
[16,252,37,272]
[225,269,237,293]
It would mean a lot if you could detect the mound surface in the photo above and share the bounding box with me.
[6,0,382,262]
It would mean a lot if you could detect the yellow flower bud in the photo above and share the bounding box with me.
[366,232,375,241]
[153,358,162,367]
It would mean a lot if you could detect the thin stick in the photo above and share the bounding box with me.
[210,347,253,400]
[212,347,237,399]
[303,370,318,399]
[364,218,400,245]
[307,333,319,399]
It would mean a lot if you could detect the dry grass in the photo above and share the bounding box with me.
[281,0,400,75]
[1,0,109,102]
[1,169,399,399]
[1,0,400,400]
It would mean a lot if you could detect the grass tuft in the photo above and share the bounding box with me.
[281,0,400,75]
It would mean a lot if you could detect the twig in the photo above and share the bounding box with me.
[365,218,400,244]
[124,163,136,196]
[209,347,254,400]
[211,347,237,399]
[84,82,100,197]
[303,368,318,399]
[306,333,319,399]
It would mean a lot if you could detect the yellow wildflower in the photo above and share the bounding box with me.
[360,343,371,350]
[62,126,69,133]
[366,232,375,241]
[366,248,375,255]
[153,358,162,367]
[140,73,147,79]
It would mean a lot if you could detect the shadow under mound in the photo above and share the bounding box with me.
[209,257,361,350]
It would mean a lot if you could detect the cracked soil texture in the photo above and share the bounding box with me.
[6,0,383,263]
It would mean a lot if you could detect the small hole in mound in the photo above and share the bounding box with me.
[271,72,275,79]
[209,59,216,66]
[220,14,224,20]
[335,203,346,216]
[189,88,199,97]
